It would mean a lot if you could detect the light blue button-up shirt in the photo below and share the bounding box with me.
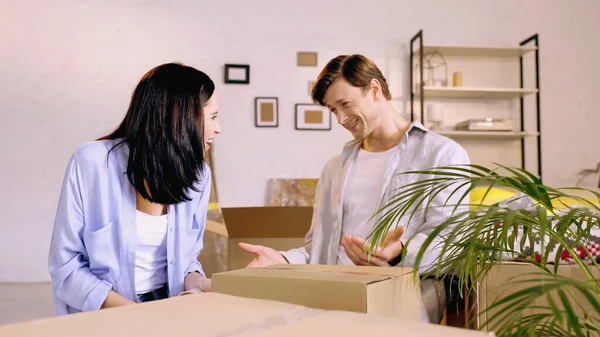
[48,139,210,315]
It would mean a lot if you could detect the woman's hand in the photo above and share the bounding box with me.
[101,290,135,309]
[184,272,212,292]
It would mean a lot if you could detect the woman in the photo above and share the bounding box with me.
[48,62,220,315]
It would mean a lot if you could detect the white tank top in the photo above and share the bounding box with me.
[135,210,168,294]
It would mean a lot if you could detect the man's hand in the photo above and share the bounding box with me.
[341,226,405,266]
[238,242,289,268]
[184,272,212,292]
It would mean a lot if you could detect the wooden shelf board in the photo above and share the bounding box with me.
[422,86,539,98]
[416,45,537,57]
[436,131,540,139]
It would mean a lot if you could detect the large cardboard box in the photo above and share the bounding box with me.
[474,262,600,332]
[202,206,312,274]
[212,263,422,322]
[197,219,229,277]
[0,293,494,337]
[198,207,312,277]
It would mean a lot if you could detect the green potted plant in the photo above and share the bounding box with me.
[367,164,600,336]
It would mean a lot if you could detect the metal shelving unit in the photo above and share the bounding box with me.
[409,30,542,179]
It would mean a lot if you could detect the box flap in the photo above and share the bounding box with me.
[205,219,229,237]
[216,264,412,284]
[222,206,313,238]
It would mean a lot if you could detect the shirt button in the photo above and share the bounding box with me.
[169,227,174,232]
[170,260,175,265]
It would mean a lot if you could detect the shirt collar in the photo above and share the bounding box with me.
[341,120,428,160]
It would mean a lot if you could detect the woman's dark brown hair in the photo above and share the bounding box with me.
[100,62,215,205]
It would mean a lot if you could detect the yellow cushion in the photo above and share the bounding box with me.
[470,186,516,206]
[551,189,600,210]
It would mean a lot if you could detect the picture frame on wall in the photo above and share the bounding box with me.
[295,104,331,131]
[255,97,278,127]
[297,52,318,67]
[224,64,250,84]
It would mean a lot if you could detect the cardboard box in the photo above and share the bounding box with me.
[199,207,312,274]
[474,262,600,331]
[213,263,422,322]
[0,293,494,337]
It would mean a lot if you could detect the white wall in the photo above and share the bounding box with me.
[1,0,599,282]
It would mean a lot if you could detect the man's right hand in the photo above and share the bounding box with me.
[238,242,289,268]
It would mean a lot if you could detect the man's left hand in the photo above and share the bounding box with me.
[184,272,212,292]
[341,226,405,266]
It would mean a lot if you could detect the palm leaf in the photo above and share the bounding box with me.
[366,164,600,336]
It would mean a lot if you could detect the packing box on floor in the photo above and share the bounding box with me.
[212,263,422,322]
[0,293,494,337]
[473,261,600,331]
[199,206,313,274]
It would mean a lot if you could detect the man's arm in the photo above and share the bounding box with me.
[400,144,471,273]
[240,157,335,266]
[280,158,333,264]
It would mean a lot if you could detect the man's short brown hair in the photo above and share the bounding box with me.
[311,54,392,106]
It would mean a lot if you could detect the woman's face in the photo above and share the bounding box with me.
[203,92,220,152]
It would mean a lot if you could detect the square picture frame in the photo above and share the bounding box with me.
[295,104,331,131]
[224,64,250,84]
[255,97,278,127]
[297,52,318,67]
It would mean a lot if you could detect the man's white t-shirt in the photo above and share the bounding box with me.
[337,147,394,265]
[336,147,431,323]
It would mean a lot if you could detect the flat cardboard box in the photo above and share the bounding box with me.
[212,263,422,322]
[474,262,600,331]
[0,293,494,337]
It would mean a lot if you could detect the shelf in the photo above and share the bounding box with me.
[417,45,537,57]
[436,131,540,140]
[421,86,538,99]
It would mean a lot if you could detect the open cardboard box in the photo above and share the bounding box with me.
[472,261,600,331]
[198,206,313,276]
[0,292,495,337]
[213,263,423,322]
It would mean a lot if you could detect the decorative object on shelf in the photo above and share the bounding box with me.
[297,52,318,67]
[295,103,331,130]
[426,103,443,131]
[423,51,448,87]
[455,118,514,131]
[254,97,278,127]
[452,71,463,87]
[224,64,250,84]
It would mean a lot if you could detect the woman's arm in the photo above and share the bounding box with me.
[48,151,127,312]
[184,272,212,292]
[184,172,212,278]
[101,290,135,308]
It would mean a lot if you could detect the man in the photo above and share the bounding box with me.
[238,54,470,323]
